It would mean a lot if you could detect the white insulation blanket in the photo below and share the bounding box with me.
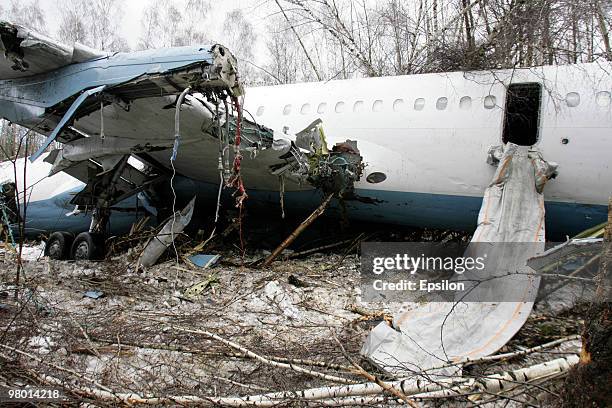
[362,143,558,375]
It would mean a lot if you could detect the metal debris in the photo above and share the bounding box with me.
[138,197,196,268]
[188,254,220,268]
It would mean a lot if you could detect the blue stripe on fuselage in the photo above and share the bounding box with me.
[245,187,607,239]
[15,181,607,240]
[15,187,146,237]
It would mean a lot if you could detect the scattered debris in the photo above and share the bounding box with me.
[188,254,220,268]
[82,290,105,300]
[262,193,333,268]
[138,197,196,268]
[0,233,590,407]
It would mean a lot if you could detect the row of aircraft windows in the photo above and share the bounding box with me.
[255,91,611,116]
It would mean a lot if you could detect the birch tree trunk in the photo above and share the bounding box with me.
[592,0,612,60]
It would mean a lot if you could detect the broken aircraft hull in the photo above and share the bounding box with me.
[0,19,609,241]
[4,155,605,238]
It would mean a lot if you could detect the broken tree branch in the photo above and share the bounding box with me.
[4,348,577,406]
[462,335,580,367]
[287,238,355,259]
[262,193,334,267]
[170,325,358,385]
[88,336,353,371]
[333,334,418,407]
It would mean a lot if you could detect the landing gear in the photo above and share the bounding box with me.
[45,153,161,261]
[44,206,109,261]
[44,231,74,260]
[71,232,105,260]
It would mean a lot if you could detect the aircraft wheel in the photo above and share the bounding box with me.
[71,232,105,261]
[44,231,74,260]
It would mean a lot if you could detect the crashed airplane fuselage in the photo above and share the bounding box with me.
[0,21,611,251]
[244,63,612,237]
[0,21,364,247]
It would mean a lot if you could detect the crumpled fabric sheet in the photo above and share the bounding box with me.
[362,143,558,376]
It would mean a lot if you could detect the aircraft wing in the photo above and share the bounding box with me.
[0,21,363,220]
[0,21,106,79]
[42,92,363,212]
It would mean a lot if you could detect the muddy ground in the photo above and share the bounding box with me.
[0,235,592,407]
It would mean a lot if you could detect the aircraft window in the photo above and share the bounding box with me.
[300,103,311,114]
[353,100,364,112]
[335,101,346,113]
[283,104,292,115]
[414,98,425,110]
[596,91,610,107]
[436,97,448,110]
[459,96,472,109]
[565,92,580,107]
[372,100,383,112]
[317,102,327,114]
[366,172,387,184]
[503,83,541,146]
[484,95,496,109]
[393,99,404,111]
[256,106,265,116]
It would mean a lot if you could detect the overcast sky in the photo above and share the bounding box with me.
[34,0,275,63]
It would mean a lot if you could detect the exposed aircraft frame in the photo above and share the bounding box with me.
[0,21,364,258]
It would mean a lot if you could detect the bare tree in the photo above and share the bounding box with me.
[222,9,258,84]
[57,0,88,45]
[592,0,612,60]
[0,0,46,34]
[268,0,612,82]
[57,0,129,51]
[265,16,300,84]
[138,0,210,49]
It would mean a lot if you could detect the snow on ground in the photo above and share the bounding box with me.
[0,242,583,406]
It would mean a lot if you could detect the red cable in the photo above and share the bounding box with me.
[229,96,246,256]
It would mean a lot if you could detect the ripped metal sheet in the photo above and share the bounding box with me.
[0,21,108,79]
[362,143,558,375]
[138,197,196,268]
[30,85,106,161]
[0,21,73,78]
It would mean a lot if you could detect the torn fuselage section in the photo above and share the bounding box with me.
[31,41,362,236]
[269,120,364,198]
[31,45,245,233]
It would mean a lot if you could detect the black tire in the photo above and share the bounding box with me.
[71,232,105,260]
[44,231,74,260]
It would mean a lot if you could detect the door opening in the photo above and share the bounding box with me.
[502,83,542,146]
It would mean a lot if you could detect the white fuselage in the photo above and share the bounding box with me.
[4,63,610,237]
[244,63,611,208]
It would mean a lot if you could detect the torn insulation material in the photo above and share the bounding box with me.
[362,143,559,376]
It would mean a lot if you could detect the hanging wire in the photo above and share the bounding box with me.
[279,175,285,219]
[227,96,247,258]
[169,87,191,269]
